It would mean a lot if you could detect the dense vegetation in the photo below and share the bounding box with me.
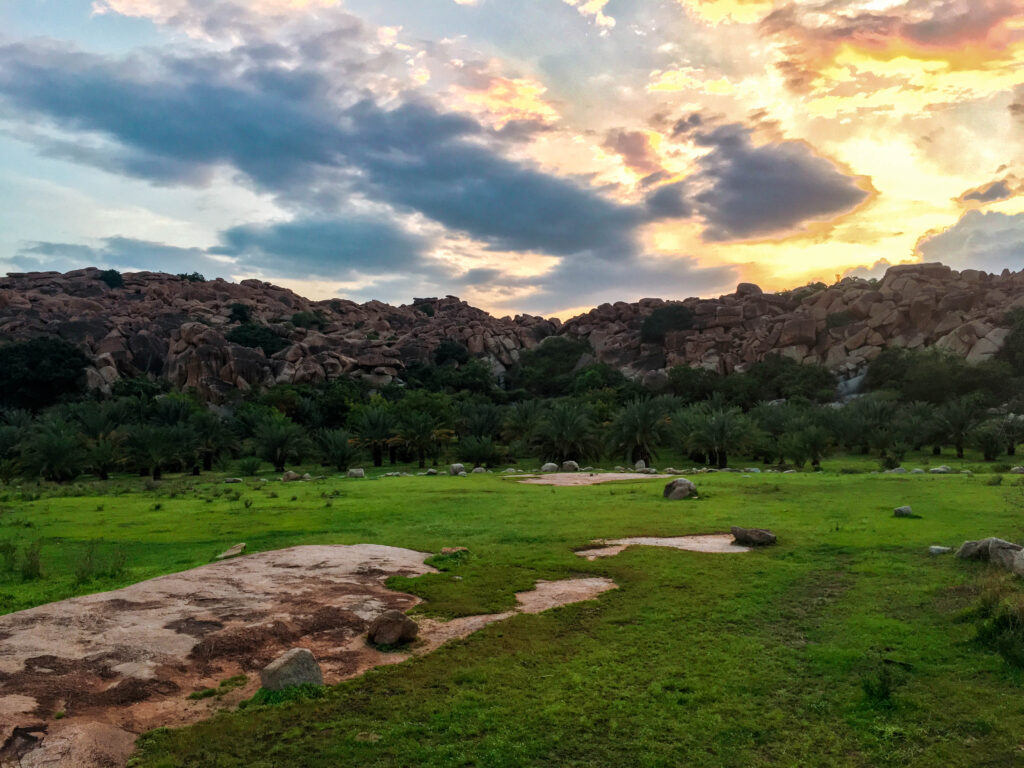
[0,331,1023,486]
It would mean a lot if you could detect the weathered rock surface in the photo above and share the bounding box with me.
[260,648,323,691]
[893,506,917,518]
[346,468,365,478]
[541,463,559,473]
[956,537,1023,567]
[449,463,465,476]
[663,478,698,500]
[215,543,246,560]
[561,460,580,472]
[1,262,1019,400]
[730,526,777,546]
[367,610,419,646]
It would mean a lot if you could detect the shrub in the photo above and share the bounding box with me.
[0,338,89,411]
[0,541,16,571]
[20,541,42,581]
[237,457,262,476]
[434,339,470,366]
[825,311,854,329]
[291,311,326,329]
[228,303,254,324]
[640,304,695,344]
[415,303,435,317]
[976,572,1024,667]
[226,324,289,356]
[177,272,206,282]
[97,269,124,289]
[458,436,502,467]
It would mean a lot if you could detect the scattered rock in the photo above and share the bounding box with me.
[215,543,246,561]
[886,467,908,474]
[663,478,698,500]
[634,460,646,470]
[367,610,419,646]
[561,460,580,472]
[1011,467,1024,475]
[471,467,487,474]
[928,545,952,555]
[930,466,952,474]
[911,469,925,474]
[426,468,438,475]
[223,478,243,484]
[449,463,465,476]
[347,468,365,478]
[956,537,1023,566]
[260,648,324,691]
[541,462,559,473]
[440,547,468,555]
[730,526,777,546]
[893,506,918,518]
[281,470,303,482]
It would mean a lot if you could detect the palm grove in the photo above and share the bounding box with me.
[3,304,1024,483]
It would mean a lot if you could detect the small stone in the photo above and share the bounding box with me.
[894,506,917,518]
[663,478,698,500]
[260,648,323,691]
[449,463,465,476]
[928,546,952,556]
[367,610,419,646]
[215,543,246,560]
[281,470,303,482]
[347,468,365,478]
[471,467,487,474]
[223,478,243,484]
[731,526,777,546]
[458,471,467,477]
[1011,467,1024,475]
[561,460,580,472]
[930,466,951,474]
[426,468,438,475]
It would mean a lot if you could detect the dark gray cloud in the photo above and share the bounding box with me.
[13,237,227,276]
[686,122,870,242]
[211,216,436,280]
[918,210,1024,273]
[959,179,1016,204]
[604,128,662,175]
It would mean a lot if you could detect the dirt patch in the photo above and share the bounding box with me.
[0,544,618,768]
[517,472,672,487]
[576,535,750,560]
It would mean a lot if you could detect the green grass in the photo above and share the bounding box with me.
[3,452,1024,766]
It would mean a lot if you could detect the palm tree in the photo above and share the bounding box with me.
[971,420,1005,462]
[126,425,179,480]
[317,429,360,471]
[253,415,306,473]
[354,407,395,467]
[999,413,1024,456]
[397,412,443,469]
[607,397,672,465]
[534,401,599,464]
[86,434,123,480]
[676,405,749,469]
[937,396,985,459]
[21,419,84,482]
[190,411,236,471]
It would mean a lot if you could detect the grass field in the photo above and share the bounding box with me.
[3,452,1024,766]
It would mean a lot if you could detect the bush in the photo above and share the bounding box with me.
[20,541,42,581]
[434,339,470,366]
[976,572,1024,667]
[97,269,124,288]
[228,303,254,324]
[226,323,289,356]
[0,338,89,411]
[0,541,16,571]
[291,311,326,329]
[237,457,262,476]
[458,436,502,467]
[177,272,206,282]
[825,311,854,329]
[640,304,695,344]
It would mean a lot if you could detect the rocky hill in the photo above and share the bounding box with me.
[0,262,1020,400]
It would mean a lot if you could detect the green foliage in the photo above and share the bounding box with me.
[20,540,42,581]
[534,400,599,463]
[316,429,361,471]
[241,683,326,708]
[433,339,470,366]
[97,269,124,288]
[458,436,501,467]
[21,419,84,482]
[976,572,1024,667]
[225,323,289,356]
[228,303,254,324]
[640,304,695,344]
[997,308,1024,375]
[606,397,673,465]
[826,311,854,329]
[510,337,591,398]
[73,539,127,584]
[290,311,326,329]
[0,338,89,411]
[237,456,262,476]
[176,272,206,282]
[253,414,307,472]
[352,406,395,467]
[415,302,436,317]
[188,675,247,700]
[866,347,1014,405]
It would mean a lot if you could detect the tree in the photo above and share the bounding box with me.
[459,436,501,467]
[676,405,750,469]
[226,323,289,356]
[937,396,986,459]
[190,411,235,471]
[20,419,84,482]
[86,435,124,481]
[0,338,89,411]
[534,401,599,464]
[972,421,1006,462]
[253,415,306,473]
[999,413,1024,456]
[127,425,182,480]
[353,407,395,467]
[503,400,544,446]
[607,397,673,465]
[640,304,694,344]
[97,269,123,288]
[396,412,444,469]
[316,429,360,471]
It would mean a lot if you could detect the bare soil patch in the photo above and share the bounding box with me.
[517,472,672,486]
[576,535,750,560]
[0,545,616,768]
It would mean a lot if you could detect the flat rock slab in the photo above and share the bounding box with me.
[576,535,750,560]
[518,473,672,487]
[0,545,618,768]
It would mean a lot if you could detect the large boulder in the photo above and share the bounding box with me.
[260,648,323,691]
[367,610,419,646]
[893,506,917,518]
[731,526,777,546]
[541,462,559,472]
[956,537,1023,567]
[663,478,698,500]
[449,463,465,475]
[561,460,580,472]
[347,468,365,478]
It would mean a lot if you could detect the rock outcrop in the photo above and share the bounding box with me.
[1,262,1020,401]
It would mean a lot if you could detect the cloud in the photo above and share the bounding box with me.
[684,122,872,242]
[13,237,228,276]
[210,216,437,280]
[917,210,1024,273]
[958,177,1019,204]
[562,0,616,30]
[604,128,663,175]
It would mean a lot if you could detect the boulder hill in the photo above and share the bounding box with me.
[0,262,1018,401]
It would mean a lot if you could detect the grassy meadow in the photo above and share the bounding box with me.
[2,453,1024,766]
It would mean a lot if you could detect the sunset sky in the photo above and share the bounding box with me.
[1,0,1021,317]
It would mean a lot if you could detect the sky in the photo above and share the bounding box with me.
[0,0,1021,318]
